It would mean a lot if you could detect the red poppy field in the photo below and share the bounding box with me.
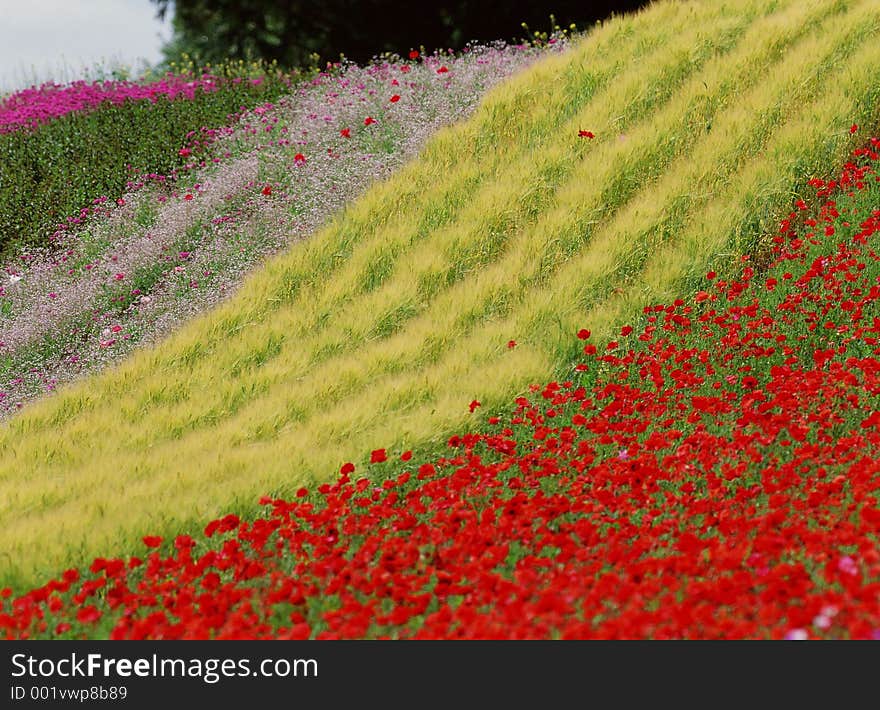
[4,136,880,640]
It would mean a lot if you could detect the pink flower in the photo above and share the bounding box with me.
[838,556,858,576]
[813,614,832,630]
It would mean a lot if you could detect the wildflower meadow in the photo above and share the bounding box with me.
[1,0,879,641]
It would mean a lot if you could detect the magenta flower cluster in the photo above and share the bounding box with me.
[0,74,262,134]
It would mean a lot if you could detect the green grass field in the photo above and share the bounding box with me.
[3,0,880,589]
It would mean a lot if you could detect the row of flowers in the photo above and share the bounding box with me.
[0,61,302,268]
[0,73,272,134]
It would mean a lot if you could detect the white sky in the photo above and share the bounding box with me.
[0,0,172,92]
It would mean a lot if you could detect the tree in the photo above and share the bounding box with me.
[150,1,650,69]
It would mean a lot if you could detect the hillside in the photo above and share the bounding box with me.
[6,136,880,638]
[2,0,880,592]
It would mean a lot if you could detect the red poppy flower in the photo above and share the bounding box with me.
[469,400,481,413]
[370,449,387,464]
[76,606,101,624]
[340,128,351,138]
[578,130,595,139]
[507,340,517,349]
[850,124,858,134]
[390,95,400,103]
[364,116,377,126]
[437,66,449,74]
[409,50,419,60]
[577,329,591,340]
[142,536,162,548]
[340,462,355,475]
[184,193,193,201]
[401,450,413,461]
[294,153,306,164]
[262,185,272,196]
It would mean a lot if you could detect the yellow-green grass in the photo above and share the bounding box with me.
[3,0,880,588]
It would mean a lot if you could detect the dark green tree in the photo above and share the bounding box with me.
[150,1,649,69]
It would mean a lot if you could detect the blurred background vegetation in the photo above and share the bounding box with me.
[149,0,651,68]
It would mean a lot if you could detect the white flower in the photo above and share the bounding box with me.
[813,615,832,630]
[8,274,21,284]
[784,628,809,641]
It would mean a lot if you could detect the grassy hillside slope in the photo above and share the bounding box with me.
[3,0,880,587]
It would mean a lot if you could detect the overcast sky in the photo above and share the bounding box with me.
[0,0,172,92]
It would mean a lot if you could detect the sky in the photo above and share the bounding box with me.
[0,0,172,92]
